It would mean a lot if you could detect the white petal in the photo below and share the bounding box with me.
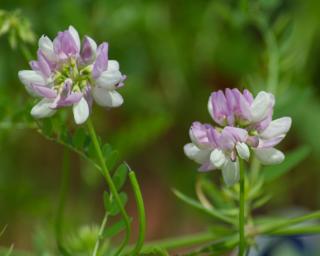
[210,149,226,168]
[95,70,122,89]
[68,25,80,51]
[73,97,89,125]
[222,159,239,186]
[236,142,250,161]
[31,98,56,118]
[18,70,46,87]
[38,35,56,61]
[259,117,292,139]
[184,143,210,164]
[18,70,47,96]
[93,87,124,107]
[254,147,285,165]
[107,60,120,72]
[87,36,97,52]
[250,91,273,122]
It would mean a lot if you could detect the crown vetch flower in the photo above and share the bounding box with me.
[185,88,292,186]
[18,26,126,124]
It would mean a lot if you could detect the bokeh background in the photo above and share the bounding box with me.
[0,0,320,254]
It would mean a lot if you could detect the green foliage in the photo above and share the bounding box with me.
[140,247,169,256]
[103,219,132,239]
[0,9,35,49]
[0,0,320,255]
[112,163,128,191]
[104,191,128,217]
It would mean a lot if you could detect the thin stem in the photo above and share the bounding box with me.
[92,212,109,256]
[195,178,214,209]
[238,159,246,256]
[55,148,71,256]
[128,171,146,255]
[87,118,131,256]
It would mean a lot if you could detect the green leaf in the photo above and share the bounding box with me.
[106,151,119,170]
[173,189,234,224]
[103,218,132,238]
[199,178,233,208]
[104,192,128,216]
[252,194,272,209]
[103,191,110,211]
[197,235,238,255]
[113,164,128,191]
[102,144,119,170]
[72,129,87,149]
[263,146,310,182]
[141,247,169,256]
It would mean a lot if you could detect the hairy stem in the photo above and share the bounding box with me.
[87,118,131,256]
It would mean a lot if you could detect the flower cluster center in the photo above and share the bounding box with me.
[53,59,92,93]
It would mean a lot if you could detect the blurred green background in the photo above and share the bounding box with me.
[0,0,320,253]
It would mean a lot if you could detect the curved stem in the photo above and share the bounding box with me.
[195,178,214,209]
[55,148,71,256]
[128,171,146,255]
[92,212,109,256]
[87,118,131,256]
[238,159,246,256]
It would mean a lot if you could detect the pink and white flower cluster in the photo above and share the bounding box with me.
[18,26,126,124]
[184,89,292,186]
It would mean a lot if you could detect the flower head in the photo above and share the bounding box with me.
[18,26,126,124]
[185,88,291,186]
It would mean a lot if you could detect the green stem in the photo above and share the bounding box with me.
[250,157,260,183]
[128,171,146,255]
[87,118,131,256]
[239,160,246,256]
[55,148,71,256]
[92,212,109,256]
